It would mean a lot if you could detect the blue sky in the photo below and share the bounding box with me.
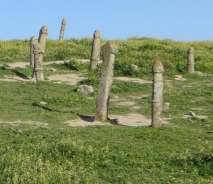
[0,0,212,41]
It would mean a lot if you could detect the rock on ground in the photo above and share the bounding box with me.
[77,85,94,96]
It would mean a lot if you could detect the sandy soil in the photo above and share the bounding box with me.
[115,77,151,84]
[48,73,86,86]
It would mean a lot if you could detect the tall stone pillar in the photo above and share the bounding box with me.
[33,26,48,81]
[90,30,101,70]
[30,36,37,68]
[38,26,48,53]
[95,42,117,121]
[59,17,67,41]
[152,60,164,128]
[33,42,44,82]
[187,47,195,74]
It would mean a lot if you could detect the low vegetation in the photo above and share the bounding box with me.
[0,38,212,183]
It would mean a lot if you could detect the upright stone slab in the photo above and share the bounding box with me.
[34,26,48,81]
[30,36,37,68]
[38,26,48,53]
[152,60,164,128]
[33,42,44,81]
[187,47,195,74]
[95,42,117,121]
[90,30,101,70]
[59,17,67,41]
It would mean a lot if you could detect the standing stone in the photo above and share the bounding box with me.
[95,42,117,121]
[33,26,48,81]
[33,42,44,81]
[30,36,37,68]
[59,17,67,41]
[38,26,48,53]
[187,47,195,74]
[90,30,101,70]
[152,60,164,128]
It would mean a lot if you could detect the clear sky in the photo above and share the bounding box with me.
[0,0,212,41]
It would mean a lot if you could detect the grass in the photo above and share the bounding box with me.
[0,74,212,183]
[1,38,213,76]
[0,38,212,183]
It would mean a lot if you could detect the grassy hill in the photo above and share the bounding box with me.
[1,38,213,75]
[0,39,212,183]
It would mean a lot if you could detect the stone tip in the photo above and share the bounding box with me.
[62,17,67,24]
[30,36,36,40]
[94,30,101,38]
[153,60,164,72]
[188,47,194,53]
[103,41,118,54]
[40,26,48,34]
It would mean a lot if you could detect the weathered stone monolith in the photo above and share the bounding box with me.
[33,42,44,81]
[152,60,164,128]
[30,36,37,68]
[38,26,48,53]
[59,17,67,40]
[187,47,195,74]
[90,30,101,70]
[33,26,48,81]
[95,42,117,121]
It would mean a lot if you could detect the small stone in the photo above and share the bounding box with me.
[40,101,47,106]
[194,71,206,77]
[163,102,170,112]
[77,85,94,96]
[131,64,139,72]
[49,68,57,72]
[112,95,119,99]
[185,111,208,121]
[189,111,196,117]
[175,75,187,81]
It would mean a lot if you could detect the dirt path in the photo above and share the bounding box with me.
[47,73,86,86]
[4,61,66,69]
[0,76,31,82]
[4,62,29,69]
[65,113,168,127]
[115,77,151,84]
[4,59,91,69]
[0,72,152,87]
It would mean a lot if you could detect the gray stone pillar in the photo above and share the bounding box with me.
[38,26,48,53]
[33,26,48,81]
[187,47,195,74]
[95,42,117,121]
[33,42,44,81]
[59,17,67,41]
[90,30,101,70]
[152,60,164,128]
[30,36,37,68]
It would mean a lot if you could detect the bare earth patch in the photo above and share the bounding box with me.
[66,113,168,127]
[65,119,111,127]
[0,120,48,128]
[48,73,86,86]
[116,101,137,106]
[5,62,29,69]
[0,76,31,82]
[115,77,151,84]
[4,59,92,69]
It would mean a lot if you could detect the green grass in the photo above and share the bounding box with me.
[0,38,213,183]
[1,38,213,76]
[0,74,212,183]
[0,122,212,183]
